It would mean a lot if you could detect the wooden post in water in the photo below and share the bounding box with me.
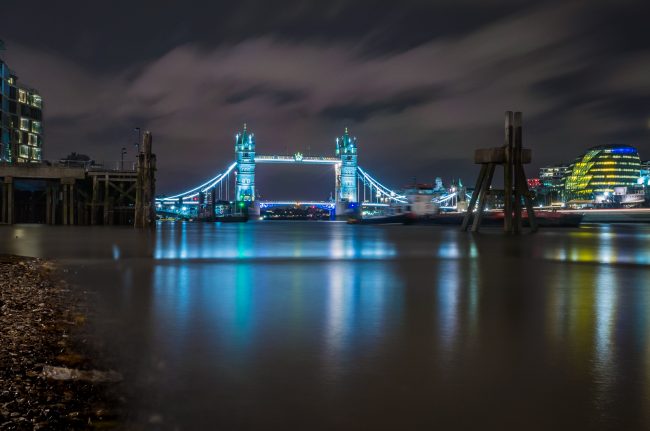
[135,131,156,228]
[60,178,76,225]
[503,112,514,233]
[46,183,58,225]
[512,113,522,232]
[1,177,13,224]
[62,183,68,225]
[514,112,538,232]
[461,165,487,231]
[91,175,99,225]
[1,178,7,224]
[103,174,110,225]
[461,111,537,233]
[45,184,52,225]
[68,181,75,225]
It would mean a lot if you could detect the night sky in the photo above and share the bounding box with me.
[2,0,649,199]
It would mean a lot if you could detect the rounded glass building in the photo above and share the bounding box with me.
[564,144,641,200]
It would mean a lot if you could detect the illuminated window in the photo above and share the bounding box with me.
[28,133,37,146]
[18,90,27,103]
[31,95,42,109]
[19,145,28,158]
[31,121,41,134]
[7,77,14,85]
[30,147,41,160]
[20,118,29,131]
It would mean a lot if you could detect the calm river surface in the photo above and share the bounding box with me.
[2,222,650,430]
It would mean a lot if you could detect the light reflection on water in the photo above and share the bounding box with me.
[541,225,650,265]
[1,222,650,429]
[594,267,618,413]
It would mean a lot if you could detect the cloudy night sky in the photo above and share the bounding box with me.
[2,0,649,199]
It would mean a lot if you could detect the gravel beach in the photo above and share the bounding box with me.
[0,255,121,430]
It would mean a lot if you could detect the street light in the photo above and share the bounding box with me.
[121,147,127,170]
[134,127,141,153]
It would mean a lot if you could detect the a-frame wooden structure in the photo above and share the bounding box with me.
[461,111,538,233]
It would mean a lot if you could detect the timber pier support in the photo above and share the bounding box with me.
[1,177,13,225]
[134,131,156,228]
[461,111,538,233]
[0,131,156,227]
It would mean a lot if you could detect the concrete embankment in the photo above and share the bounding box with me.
[575,209,650,223]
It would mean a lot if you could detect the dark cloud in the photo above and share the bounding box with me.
[321,86,443,122]
[0,1,517,69]
[1,0,649,196]
[224,85,307,106]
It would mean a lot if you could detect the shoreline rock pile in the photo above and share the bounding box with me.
[0,255,121,430]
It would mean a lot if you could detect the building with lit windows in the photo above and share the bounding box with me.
[1,50,44,163]
[539,164,569,185]
[564,144,641,202]
[640,160,650,182]
[537,164,570,205]
[639,160,650,202]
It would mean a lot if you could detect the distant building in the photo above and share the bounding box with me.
[564,144,641,202]
[537,164,569,205]
[0,48,44,163]
[539,164,569,185]
[527,178,541,189]
[639,160,650,185]
[639,161,650,201]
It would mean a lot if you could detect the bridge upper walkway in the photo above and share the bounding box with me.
[254,155,341,164]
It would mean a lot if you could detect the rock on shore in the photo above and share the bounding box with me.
[0,255,121,430]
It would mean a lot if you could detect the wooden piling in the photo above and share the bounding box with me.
[504,112,514,233]
[45,185,51,225]
[461,165,487,231]
[512,112,523,233]
[62,184,69,225]
[1,180,6,224]
[471,163,496,232]
[47,184,58,225]
[135,131,156,228]
[91,175,98,225]
[68,182,75,225]
[462,111,536,234]
[103,174,110,225]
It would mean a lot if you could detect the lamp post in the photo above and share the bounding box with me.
[134,127,141,153]
[121,147,127,170]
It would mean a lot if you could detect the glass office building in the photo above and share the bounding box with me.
[564,144,641,200]
[1,52,43,163]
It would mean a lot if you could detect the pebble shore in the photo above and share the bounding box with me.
[0,255,121,430]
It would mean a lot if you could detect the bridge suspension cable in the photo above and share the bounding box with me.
[156,162,237,202]
[432,191,473,209]
[356,166,408,204]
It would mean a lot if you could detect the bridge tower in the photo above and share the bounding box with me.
[235,123,256,202]
[335,128,358,203]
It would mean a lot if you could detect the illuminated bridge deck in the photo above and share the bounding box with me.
[258,201,390,208]
[254,155,341,164]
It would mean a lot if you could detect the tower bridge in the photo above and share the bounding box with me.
[156,125,408,219]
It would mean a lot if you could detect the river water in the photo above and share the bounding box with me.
[2,222,650,430]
